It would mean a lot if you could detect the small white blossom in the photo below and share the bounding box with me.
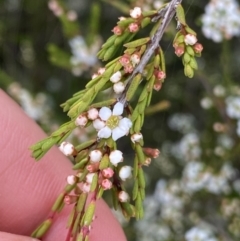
[200,97,213,109]
[130,7,142,19]
[185,226,216,241]
[95,102,132,141]
[75,114,88,127]
[109,150,123,166]
[213,85,226,97]
[67,175,77,185]
[119,166,132,181]
[89,150,102,163]
[59,141,75,156]
[110,71,122,83]
[118,191,130,202]
[131,133,143,143]
[226,96,240,119]
[184,34,197,45]
[202,0,240,42]
[87,108,99,120]
[113,82,125,94]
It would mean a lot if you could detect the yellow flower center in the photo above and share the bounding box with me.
[106,115,119,129]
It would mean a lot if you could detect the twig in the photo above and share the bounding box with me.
[119,0,182,104]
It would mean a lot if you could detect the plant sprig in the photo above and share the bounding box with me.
[30,1,203,240]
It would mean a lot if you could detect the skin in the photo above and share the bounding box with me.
[0,90,127,241]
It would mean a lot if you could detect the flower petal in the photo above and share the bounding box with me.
[99,107,112,121]
[118,117,132,131]
[93,118,105,130]
[98,126,112,139]
[112,127,126,141]
[112,102,124,116]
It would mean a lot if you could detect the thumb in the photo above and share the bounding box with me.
[0,232,40,241]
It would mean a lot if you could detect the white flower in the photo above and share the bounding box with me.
[67,175,77,185]
[89,150,102,163]
[59,142,75,156]
[118,191,130,202]
[109,150,123,166]
[213,85,226,97]
[130,7,142,19]
[75,114,88,127]
[113,82,125,94]
[131,133,143,143]
[95,102,132,141]
[200,97,213,109]
[119,166,132,181]
[201,0,240,42]
[87,108,99,120]
[185,227,209,241]
[184,34,197,45]
[226,96,240,119]
[110,71,122,83]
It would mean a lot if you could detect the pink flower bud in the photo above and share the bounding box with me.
[155,71,166,80]
[184,34,197,45]
[67,175,77,185]
[109,150,123,166]
[193,43,203,54]
[110,71,122,83]
[153,81,162,91]
[131,133,143,143]
[131,53,140,66]
[101,179,113,190]
[174,46,185,57]
[92,73,99,79]
[113,82,125,94]
[119,166,132,181]
[67,10,78,21]
[119,54,131,66]
[86,163,100,172]
[143,157,151,166]
[64,195,78,205]
[59,141,76,156]
[89,150,103,163]
[143,147,160,158]
[87,108,99,120]
[48,1,59,11]
[75,114,88,127]
[97,68,106,75]
[112,26,123,36]
[124,64,134,73]
[130,7,142,19]
[128,23,139,33]
[102,167,114,178]
[118,191,129,202]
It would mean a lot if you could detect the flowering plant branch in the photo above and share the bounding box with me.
[30,0,203,240]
